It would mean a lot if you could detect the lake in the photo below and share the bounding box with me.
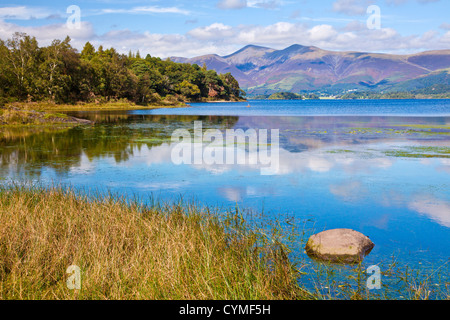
[136,98,450,116]
[1,99,449,295]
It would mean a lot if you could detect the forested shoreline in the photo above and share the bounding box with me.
[0,32,246,107]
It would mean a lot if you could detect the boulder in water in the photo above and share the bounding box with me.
[305,228,374,264]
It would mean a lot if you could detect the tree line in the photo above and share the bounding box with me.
[0,32,246,106]
[340,88,450,99]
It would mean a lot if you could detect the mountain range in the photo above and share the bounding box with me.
[170,44,450,96]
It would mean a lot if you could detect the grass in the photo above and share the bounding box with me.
[0,101,188,129]
[0,185,448,300]
[0,185,309,300]
[0,106,91,128]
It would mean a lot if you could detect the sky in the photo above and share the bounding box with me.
[0,0,449,58]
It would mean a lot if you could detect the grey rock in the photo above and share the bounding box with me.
[305,228,374,264]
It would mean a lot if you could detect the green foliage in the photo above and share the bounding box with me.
[176,80,201,99]
[340,89,450,99]
[303,93,319,99]
[0,33,245,106]
[2,32,40,100]
[268,92,303,100]
[339,70,450,99]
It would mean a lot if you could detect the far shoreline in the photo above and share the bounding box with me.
[0,101,190,128]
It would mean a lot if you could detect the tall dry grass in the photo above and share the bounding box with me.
[0,185,310,300]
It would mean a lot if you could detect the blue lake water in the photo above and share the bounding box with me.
[135,99,450,116]
[1,99,449,294]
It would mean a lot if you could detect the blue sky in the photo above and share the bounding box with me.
[0,0,449,57]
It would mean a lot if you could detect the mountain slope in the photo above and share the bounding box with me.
[170,45,450,95]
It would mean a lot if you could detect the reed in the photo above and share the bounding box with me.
[0,185,309,300]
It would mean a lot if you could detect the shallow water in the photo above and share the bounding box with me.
[1,100,449,293]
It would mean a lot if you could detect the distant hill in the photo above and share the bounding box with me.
[170,45,450,96]
[268,92,303,100]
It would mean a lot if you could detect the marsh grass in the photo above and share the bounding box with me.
[0,185,310,300]
[0,101,186,129]
[0,185,448,300]
[0,106,89,127]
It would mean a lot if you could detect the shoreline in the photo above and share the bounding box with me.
[0,102,191,128]
[0,105,93,128]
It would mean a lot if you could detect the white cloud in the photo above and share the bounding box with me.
[100,6,191,16]
[218,187,244,202]
[70,153,96,175]
[247,0,280,9]
[342,20,367,32]
[183,21,450,56]
[441,31,450,44]
[188,23,235,41]
[217,0,282,10]
[235,22,308,46]
[308,24,338,41]
[217,0,248,10]
[307,157,333,172]
[330,181,365,202]
[1,12,449,58]
[333,0,374,15]
[94,29,219,58]
[0,19,95,48]
[409,196,450,228]
[0,6,53,20]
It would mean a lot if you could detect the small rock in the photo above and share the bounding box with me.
[305,228,374,264]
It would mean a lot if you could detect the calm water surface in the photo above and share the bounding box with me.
[1,99,449,290]
[137,99,450,116]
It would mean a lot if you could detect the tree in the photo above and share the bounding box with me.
[4,32,40,99]
[204,69,221,98]
[220,72,245,98]
[0,32,246,105]
[0,39,12,102]
[38,36,75,101]
[81,42,96,60]
[176,80,201,100]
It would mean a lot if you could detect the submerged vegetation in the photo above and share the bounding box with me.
[384,146,450,159]
[0,32,245,110]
